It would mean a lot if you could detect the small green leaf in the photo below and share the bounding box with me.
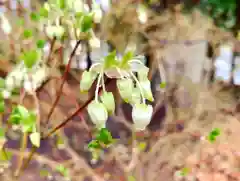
[0,128,5,138]
[96,128,113,146]
[40,169,49,177]
[138,142,147,151]
[36,39,46,49]
[22,50,38,68]
[30,12,40,22]
[30,132,41,147]
[104,50,117,69]
[210,128,221,136]
[121,51,133,68]
[81,14,93,32]
[208,134,216,143]
[17,18,25,26]
[56,165,68,177]
[0,78,5,88]
[0,150,12,161]
[23,29,33,39]
[160,82,166,89]
[39,7,48,18]
[0,101,5,113]
[88,140,101,150]
[180,167,189,176]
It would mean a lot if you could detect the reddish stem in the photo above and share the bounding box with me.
[45,40,81,124]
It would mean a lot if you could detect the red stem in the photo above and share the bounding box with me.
[45,40,81,124]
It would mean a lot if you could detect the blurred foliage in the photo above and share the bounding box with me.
[183,0,237,30]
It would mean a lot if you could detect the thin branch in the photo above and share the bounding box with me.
[45,40,82,124]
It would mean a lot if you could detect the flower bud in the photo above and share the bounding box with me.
[46,25,64,39]
[117,79,133,103]
[100,92,115,114]
[0,14,12,34]
[140,80,154,102]
[80,70,97,92]
[130,88,141,105]
[87,101,108,128]
[93,9,102,23]
[132,103,153,131]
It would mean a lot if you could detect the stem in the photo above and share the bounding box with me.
[95,73,103,102]
[130,72,146,104]
[45,40,82,124]
[46,37,57,64]
[14,131,28,177]
[21,78,113,173]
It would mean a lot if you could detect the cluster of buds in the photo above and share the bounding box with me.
[80,51,154,131]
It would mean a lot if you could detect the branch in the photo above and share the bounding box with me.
[45,40,82,124]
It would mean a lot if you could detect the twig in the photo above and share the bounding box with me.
[45,40,81,124]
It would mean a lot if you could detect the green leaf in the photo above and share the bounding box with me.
[17,18,25,26]
[36,39,46,49]
[0,101,5,113]
[39,7,48,18]
[104,50,118,69]
[0,77,5,88]
[81,14,93,32]
[40,169,49,177]
[0,150,12,161]
[30,12,40,22]
[0,128,5,138]
[14,105,29,119]
[210,128,220,136]
[30,132,41,147]
[208,134,216,143]
[180,167,189,176]
[23,29,33,39]
[88,140,101,150]
[96,128,113,146]
[138,142,147,151]
[57,0,66,10]
[121,51,133,68]
[160,82,166,89]
[56,165,68,177]
[22,50,38,68]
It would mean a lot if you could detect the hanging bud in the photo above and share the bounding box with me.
[80,70,97,92]
[45,25,65,39]
[140,80,154,102]
[100,92,115,115]
[132,103,153,131]
[0,14,12,35]
[117,78,133,103]
[87,101,108,129]
[130,88,141,105]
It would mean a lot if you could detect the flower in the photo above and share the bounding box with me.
[132,103,153,131]
[100,92,115,114]
[117,78,133,103]
[87,101,108,128]
[80,70,98,92]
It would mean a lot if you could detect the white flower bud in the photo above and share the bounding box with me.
[132,103,153,131]
[2,90,11,99]
[0,14,12,34]
[87,101,108,129]
[100,92,115,114]
[117,79,133,103]
[89,36,101,49]
[93,9,102,23]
